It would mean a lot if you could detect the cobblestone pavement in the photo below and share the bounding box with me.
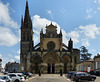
[26,74,70,82]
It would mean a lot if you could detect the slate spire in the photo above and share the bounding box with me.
[21,15,23,27]
[24,0,32,28]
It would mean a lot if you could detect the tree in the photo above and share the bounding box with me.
[80,46,92,61]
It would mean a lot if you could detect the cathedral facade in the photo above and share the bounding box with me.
[20,1,80,73]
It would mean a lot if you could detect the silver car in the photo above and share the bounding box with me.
[0,75,12,82]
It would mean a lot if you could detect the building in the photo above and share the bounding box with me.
[5,62,20,73]
[94,55,100,71]
[76,59,94,72]
[20,1,80,73]
[0,59,2,72]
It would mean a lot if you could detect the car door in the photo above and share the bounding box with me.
[79,73,85,80]
[84,73,91,80]
[9,74,16,81]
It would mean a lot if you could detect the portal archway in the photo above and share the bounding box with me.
[62,55,71,73]
[32,55,41,73]
[43,52,60,73]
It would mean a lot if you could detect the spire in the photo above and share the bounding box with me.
[24,0,31,28]
[25,0,29,19]
[69,38,72,41]
[21,15,23,27]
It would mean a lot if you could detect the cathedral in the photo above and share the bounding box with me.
[20,1,80,73]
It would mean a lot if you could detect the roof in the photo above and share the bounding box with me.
[77,59,94,64]
[94,55,100,59]
[86,59,94,62]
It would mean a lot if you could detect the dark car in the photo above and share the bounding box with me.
[71,72,96,82]
[90,71,97,75]
[22,72,33,77]
[67,71,76,78]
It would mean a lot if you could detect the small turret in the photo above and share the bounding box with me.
[60,29,62,36]
[68,38,73,52]
[40,28,43,34]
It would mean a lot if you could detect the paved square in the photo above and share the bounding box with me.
[27,74,70,82]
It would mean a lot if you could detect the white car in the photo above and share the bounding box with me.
[16,73,25,82]
[0,79,5,82]
[8,73,24,82]
[0,75,12,82]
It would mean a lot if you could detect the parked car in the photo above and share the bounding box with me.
[96,71,100,76]
[3,71,8,75]
[90,71,97,75]
[8,73,24,82]
[0,75,12,82]
[22,72,33,77]
[0,79,6,82]
[71,72,96,82]
[67,71,76,78]
[16,73,25,82]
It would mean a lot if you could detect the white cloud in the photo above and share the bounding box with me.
[17,50,20,54]
[10,59,15,62]
[15,55,20,60]
[86,8,92,13]
[8,54,13,57]
[79,24,100,39]
[0,54,2,58]
[81,38,90,47]
[2,58,15,68]
[0,2,19,28]
[67,31,80,44]
[62,29,68,45]
[94,0,100,3]
[86,8,92,19]
[47,10,54,19]
[32,15,68,45]
[86,15,92,19]
[0,26,19,46]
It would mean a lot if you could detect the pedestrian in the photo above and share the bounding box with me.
[24,75,27,80]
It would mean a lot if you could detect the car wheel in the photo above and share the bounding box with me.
[15,79,20,82]
[78,79,81,82]
[91,78,95,81]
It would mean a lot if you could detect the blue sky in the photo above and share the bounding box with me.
[0,0,100,68]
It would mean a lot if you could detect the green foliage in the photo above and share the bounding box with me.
[80,46,92,61]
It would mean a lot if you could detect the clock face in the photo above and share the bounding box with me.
[47,41,55,50]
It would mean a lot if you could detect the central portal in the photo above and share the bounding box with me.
[47,63,55,73]
[48,64,51,73]
[52,63,55,74]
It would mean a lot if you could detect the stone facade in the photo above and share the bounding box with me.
[5,62,20,73]
[20,1,80,73]
[94,55,100,71]
[76,59,94,72]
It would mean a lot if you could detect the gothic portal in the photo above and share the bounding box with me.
[20,1,80,73]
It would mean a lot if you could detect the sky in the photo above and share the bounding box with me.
[0,0,100,68]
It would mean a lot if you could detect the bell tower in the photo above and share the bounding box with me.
[20,1,33,54]
[68,38,73,52]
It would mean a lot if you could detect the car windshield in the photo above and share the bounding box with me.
[18,74,23,77]
[76,73,89,76]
